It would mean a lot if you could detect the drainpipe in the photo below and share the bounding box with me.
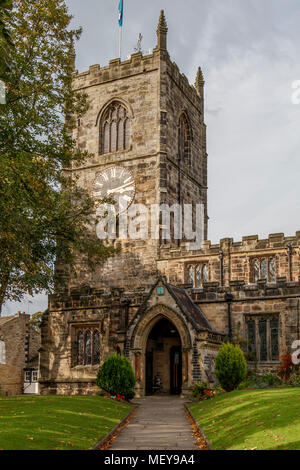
[287,243,292,281]
[225,291,233,340]
[219,250,224,286]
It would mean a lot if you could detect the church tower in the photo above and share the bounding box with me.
[68,10,208,291]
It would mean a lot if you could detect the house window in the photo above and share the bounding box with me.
[246,316,279,362]
[100,101,131,154]
[24,371,31,382]
[75,328,101,366]
[251,258,277,283]
[0,340,5,364]
[32,371,38,383]
[178,113,192,168]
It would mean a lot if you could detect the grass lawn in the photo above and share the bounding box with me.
[0,395,133,450]
[189,387,300,450]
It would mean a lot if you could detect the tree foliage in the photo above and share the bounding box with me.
[0,0,116,313]
[96,354,136,400]
[215,342,247,392]
[0,0,12,76]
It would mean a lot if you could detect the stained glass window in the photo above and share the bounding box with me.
[202,265,209,283]
[93,331,100,364]
[195,265,201,288]
[77,331,84,365]
[269,258,276,283]
[85,331,92,365]
[100,102,131,154]
[247,321,256,360]
[259,320,267,362]
[270,318,279,361]
[261,259,267,280]
[124,118,131,149]
[247,317,279,363]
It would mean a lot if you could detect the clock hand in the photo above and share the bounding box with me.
[107,183,134,195]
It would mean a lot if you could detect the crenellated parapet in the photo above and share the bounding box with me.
[158,231,300,287]
[48,285,151,314]
[72,50,160,91]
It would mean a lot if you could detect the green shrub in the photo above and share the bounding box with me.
[96,353,136,400]
[288,371,300,386]
[192,381,209,398]
[215,343,247,392]
[261,373,280,387]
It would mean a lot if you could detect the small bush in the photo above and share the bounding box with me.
[288,371,300,386]
[192,382,224,400]
[277,352,298,382]
[261,373,279,387]
[215,343,247,392]
[96,353,136,400]
[192,381,209,398]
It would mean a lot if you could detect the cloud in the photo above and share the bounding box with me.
[4,0,300,312]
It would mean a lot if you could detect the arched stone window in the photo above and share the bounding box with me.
[178,113,192,167]
[100,101,131,154]
[0,340,6,364]
[269,258,276,283]
[75,328,101,366]
[77,331,84,365]
[188,266,194,286]
[85,330,92,365]
[202,265,209,283]
[92,330,100,364]
[195,265,201,288]
[253,259,260,283]
[261,259,267,280]
[251,257,277,283]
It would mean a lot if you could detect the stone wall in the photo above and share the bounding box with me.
[158,232,300,286]
[0,313,41,395]
[0,364,21,396]
[57,16,208,293]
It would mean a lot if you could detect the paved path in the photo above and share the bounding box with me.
[110,396,198,450]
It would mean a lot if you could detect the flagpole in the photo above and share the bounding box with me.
[119,26,122,59]
[118,0,124,60]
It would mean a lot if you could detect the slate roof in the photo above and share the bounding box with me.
[166,282,215,332]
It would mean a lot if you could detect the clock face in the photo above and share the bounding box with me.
[93,166,135,214]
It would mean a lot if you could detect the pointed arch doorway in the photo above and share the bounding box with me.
[145,318,182,395]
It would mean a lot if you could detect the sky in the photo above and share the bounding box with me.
[3,0,300,315]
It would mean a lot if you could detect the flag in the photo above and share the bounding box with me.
[118,0,124,27]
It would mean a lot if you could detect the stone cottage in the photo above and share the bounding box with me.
[0,312,40,395]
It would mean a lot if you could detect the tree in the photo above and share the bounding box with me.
[30,310,44,331]
[96,354,136,400]
[215,342,247,392]
[0,0,116,314]
[0,0,12,77]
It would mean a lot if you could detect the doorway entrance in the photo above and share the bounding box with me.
[145,318,182,395]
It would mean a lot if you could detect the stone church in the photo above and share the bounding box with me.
[39,11,300,397]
